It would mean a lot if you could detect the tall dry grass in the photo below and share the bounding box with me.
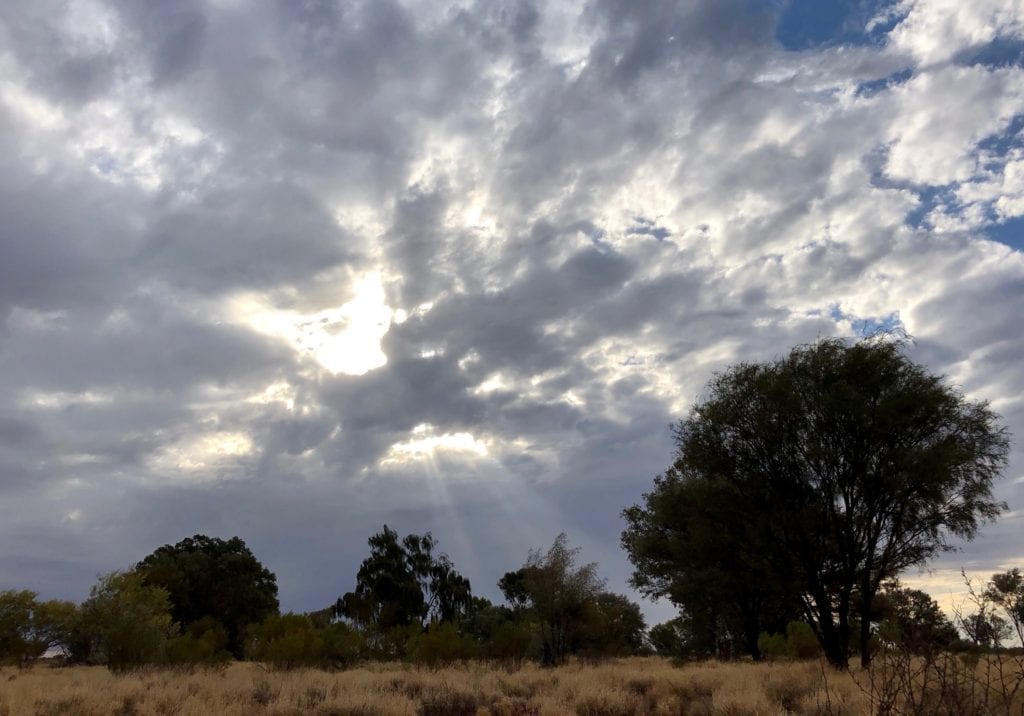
[0,657,863,716]
[0,655,1021,715]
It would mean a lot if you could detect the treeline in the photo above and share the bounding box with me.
[2,530,1022,673]
[0,530,645,671]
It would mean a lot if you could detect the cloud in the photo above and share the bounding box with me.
[0,0,1022,622]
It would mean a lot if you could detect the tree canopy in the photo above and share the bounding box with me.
[136,534,279,657]
[334,526,472,633]
[623,337,1009,668]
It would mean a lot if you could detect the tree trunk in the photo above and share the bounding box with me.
[859,580,874,668]
[813,588,849,669]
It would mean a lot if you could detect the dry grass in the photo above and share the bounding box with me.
[0,658,868,716]
[1,655,1020,715]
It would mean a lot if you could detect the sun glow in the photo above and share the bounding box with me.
[151,430,255,476]
[227,272,394,375]
[381,423,489,466]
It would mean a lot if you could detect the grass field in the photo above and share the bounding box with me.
[2,655,1023,715]
[0,657,877,716]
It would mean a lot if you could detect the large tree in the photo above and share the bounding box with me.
[335,526,472,632]
[136,535,279,657]
[624,337,1008,669]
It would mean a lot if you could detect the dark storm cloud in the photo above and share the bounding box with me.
[0,0,1022,624]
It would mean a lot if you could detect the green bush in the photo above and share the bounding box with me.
[786,621,820,659]
[165,617,232,667]
[757,621,820,660]
[406,623,476,667]
[77,572,177,672]
[481,621,535,664]
[757,631,790,659]
[246,613,323,670]
[320,621,365,668]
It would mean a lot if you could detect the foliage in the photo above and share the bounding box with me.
[622,467,800,660]
[459,596,535,664]
[501,533,606,665]
[875,581,959,655]
[77,571,177,672]
[335,526,472,632]
[648,617,688,658]
[984,568,1024,646]
[758,621,820,660]
[165,617,232,667]
[136,534,279,658]
[580,592,647,657]
[626,337,1009,668]
[319,620,365,668]
[245,613,323,670]
[406,622,476,666]
[0,590,72,666]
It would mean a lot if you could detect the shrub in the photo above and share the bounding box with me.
[406,623,475,667]
[246,614,323,670]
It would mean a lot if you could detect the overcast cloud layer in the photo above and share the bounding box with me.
[1,0,1023,620]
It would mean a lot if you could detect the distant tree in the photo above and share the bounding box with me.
[335,526,472,633]
[77,571,177,671]
[245,613,323,670]
[984,568,1024,646]
[459,596,535,665]
[961,611,1010,650]
[501,533,606,666]
[497,570,531,611]
[874,581,959,654]
[581,592,647,657]
[406,622,476,666]
[648,617,689,658]
[625,338,1009,668]
[136,535,279,658]
[0,591,78,666]
[0,591,39,666]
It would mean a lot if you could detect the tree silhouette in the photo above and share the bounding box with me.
[624,337,1008,668]
[136,535,279,658]
[335,526,472,632]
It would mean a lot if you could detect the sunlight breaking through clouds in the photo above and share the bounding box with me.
[380,423,490,467]
[226,272,394,376]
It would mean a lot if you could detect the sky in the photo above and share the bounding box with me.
[1,0,1023,627]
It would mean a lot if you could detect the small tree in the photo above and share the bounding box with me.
[335,526,472,632]
[78,571,177,672]
[501,533,606,666]
[0,591,42,666]
[984,568,1024,646]
[875,581,959,654]
[581,592,647,657]
[245,613,323,670]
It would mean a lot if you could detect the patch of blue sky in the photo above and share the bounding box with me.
[903,185,956,230]
[772,0,904,51]
[627,216,671,241]
[977,114,1024,161]
[986,216,1024,251]
[954,38,1024,70]
[855,68,913,98]
[827,304,905,336]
